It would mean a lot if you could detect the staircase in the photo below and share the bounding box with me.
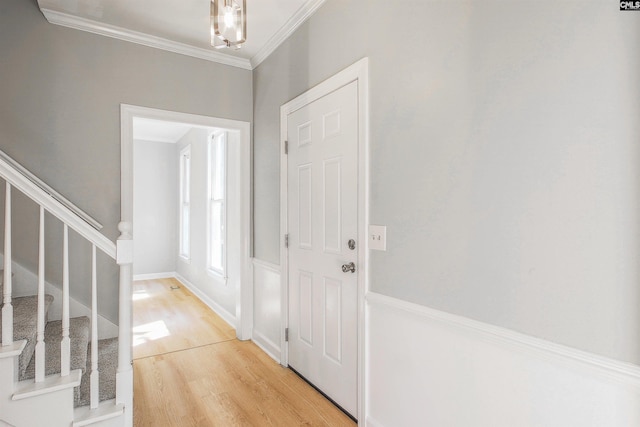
[1,291,119,406]
[0,151,132,427]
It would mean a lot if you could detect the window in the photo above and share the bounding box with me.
[179,145,191,261]
[207,132,226,277]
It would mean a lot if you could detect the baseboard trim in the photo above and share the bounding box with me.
[366,292,640,384]
[252,330,280,363]
[174,274,236,330]
[133,272,176,281]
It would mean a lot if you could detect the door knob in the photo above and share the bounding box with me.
[341,262,356,273]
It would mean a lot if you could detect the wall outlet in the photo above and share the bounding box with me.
[369,225,387,251]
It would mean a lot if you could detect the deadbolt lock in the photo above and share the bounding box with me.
[348,239,356,250]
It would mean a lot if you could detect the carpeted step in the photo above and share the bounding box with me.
[21,316,91,381]
[75,337,118,408]
[0,294,54,378]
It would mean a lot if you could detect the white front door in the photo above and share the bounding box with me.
[286,81,359,417]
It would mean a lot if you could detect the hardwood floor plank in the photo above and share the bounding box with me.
[133,278,236,359]
[133,279,356,426]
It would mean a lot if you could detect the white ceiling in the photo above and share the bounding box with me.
[37,0,325,69]
[133,118,194,143]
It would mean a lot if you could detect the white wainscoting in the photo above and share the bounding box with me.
[366,292,640,427]
[251,258,281,362]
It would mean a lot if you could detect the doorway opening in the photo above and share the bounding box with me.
[120,105,252,341]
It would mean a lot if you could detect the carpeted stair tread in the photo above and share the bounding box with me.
[21,316,91,381]
[75,337,118,408]
[0,294,54,377]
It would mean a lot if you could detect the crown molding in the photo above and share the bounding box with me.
[39,8,253,70]
[39,0,327,71]
[250,0,326,69]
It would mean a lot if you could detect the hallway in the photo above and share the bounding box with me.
[132,278,356,426]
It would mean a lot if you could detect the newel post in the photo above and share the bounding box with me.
[116,221,133,426]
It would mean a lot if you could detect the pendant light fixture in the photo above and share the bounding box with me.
[211,0,247,49]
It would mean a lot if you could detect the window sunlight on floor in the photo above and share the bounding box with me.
[132,320,170,347]
[132,289,150,301]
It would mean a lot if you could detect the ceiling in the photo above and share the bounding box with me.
[37,0,325,70]
[133,118,194,144]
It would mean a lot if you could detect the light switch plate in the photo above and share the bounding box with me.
[368,225,387,251]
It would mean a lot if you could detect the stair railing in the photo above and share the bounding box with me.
[0,151,132,415]
[0,150,103,231]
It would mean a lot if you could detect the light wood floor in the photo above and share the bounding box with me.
[133,278,356,426]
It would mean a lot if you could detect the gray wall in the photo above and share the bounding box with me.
[133,140,177,276]
[0,0,252,322]
[253,0,640,364]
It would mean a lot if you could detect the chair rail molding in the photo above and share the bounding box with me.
[366,291,640,427]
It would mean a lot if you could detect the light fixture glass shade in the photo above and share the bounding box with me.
[211,0,246,49]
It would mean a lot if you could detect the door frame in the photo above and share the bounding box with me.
[279,58,369,423]
[120,104,253,340]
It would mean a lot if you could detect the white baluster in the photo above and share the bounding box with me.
[116,221,133,425]
[60,224,70,376]
[90,244,99,409]
[35,206,46,382]
[2,182,13,346]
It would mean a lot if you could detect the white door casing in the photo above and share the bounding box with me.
[120,105,253,340]
[287,81,358,416]
[280,58,369,423]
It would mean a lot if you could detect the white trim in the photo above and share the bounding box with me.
[40,9,252,70]
[40,1,327,71]
[121,104,253,341]
[251,257,281,273]
[365,416,385,427]
[0,150,102,230]
[206,132,227,279]
[43,282,118,340]
[250,0,327,69]
[252,330,281,363]
[205,269,227,282]
[251,257,282,361]
[0,158,115,259]
[279,57,369,423]
[12,369,82,400]
[0,340,26,359]
[132,272,176,281]
[73,400,124,427]
[366,291,640,384]
[174,274,236,329]
[3,254,119,339]
[178,145,192,262]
